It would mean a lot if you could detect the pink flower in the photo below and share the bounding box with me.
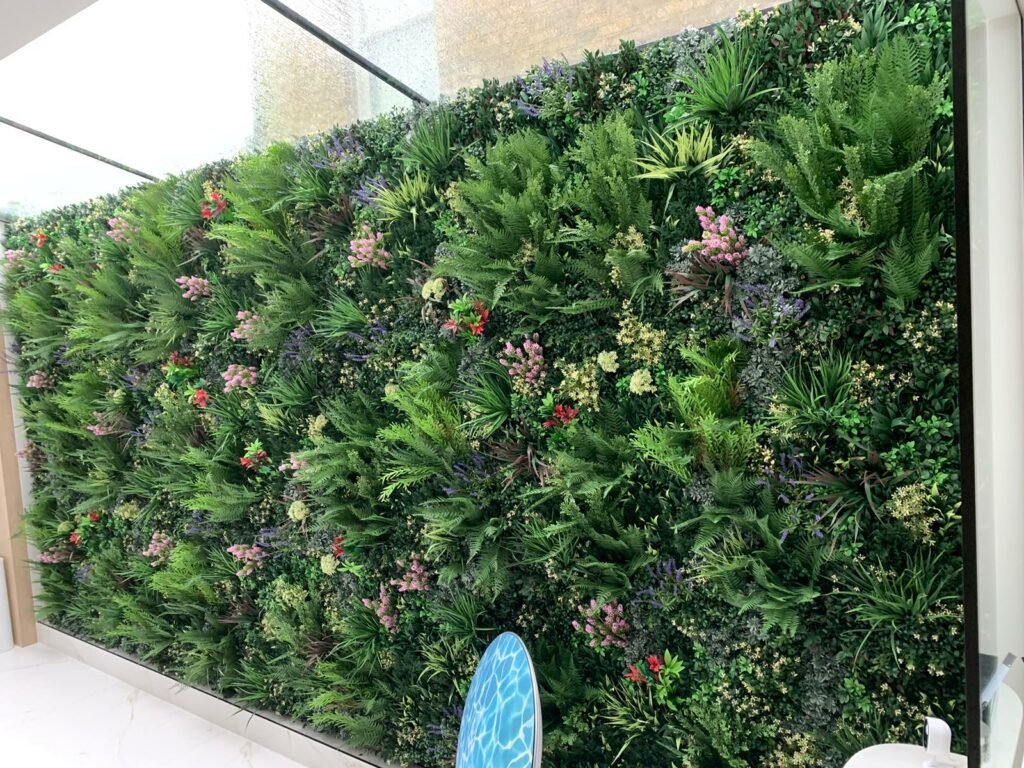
[390,553,430,593]
[106,217,137,243]
[220,364,258,393]
[572,599,629,649]
[142,531,174,566]
[683,205,748,269]
[278,454,308,474]
[26,371,53,389]
[230,310,260,342]
[176,275,212,302]
[85,412,117,436]
[348,223,391,269]
[363,584,399,633]
[227,543,265,577]
[500,334,547,396]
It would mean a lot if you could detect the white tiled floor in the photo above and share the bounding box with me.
[0,643,307,767]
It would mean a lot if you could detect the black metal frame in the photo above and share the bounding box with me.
[951,1,981,765]
[0,115,156,181]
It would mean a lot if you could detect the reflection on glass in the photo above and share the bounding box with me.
[0,123,143,218]
[431,0,741,94]
[0,0,412,185]
[281,0,440,102]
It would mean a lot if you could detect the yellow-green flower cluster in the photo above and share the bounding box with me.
[272,577,308,610]
[629,368,657,395]
[306,413,328,442]
[902,300,957,354]
[421,277,446,301]
[112,500,139,520]
[287,500,310,522]
[556,360,600,411]
[850,360,911,408]
[611,226,645,253]
[616,305,666,366]
[597,350,619,373]
[885,482,940,544]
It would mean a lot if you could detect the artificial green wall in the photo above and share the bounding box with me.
[3,2,964,765]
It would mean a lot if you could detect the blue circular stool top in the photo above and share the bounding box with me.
[456,632,542,768]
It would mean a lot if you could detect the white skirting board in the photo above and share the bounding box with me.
[37,623,393,768]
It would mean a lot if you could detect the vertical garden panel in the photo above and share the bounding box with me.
[1,2,965,765]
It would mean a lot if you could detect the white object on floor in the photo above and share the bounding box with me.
[844,744,967,768]
[0,556,13,653]
[844,717,967,768]
[0,643,307,768]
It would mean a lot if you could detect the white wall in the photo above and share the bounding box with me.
[965,0,1024,764]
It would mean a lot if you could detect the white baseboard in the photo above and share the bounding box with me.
[37,623,391,768]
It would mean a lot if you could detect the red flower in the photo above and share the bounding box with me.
[624,664,646,683]
[331,534,345,558]
[48,263,64,272]
[241,450,268,470]
[69,531,81,546]
[442,318,460,332]
[192,388,208,409]
[88,511,100,523]
[543,404,579,429]
[647,655,664,675]
[33,230,48,248]
[200,191,228,221]
[468,321,486,335]
[168,352,191,367]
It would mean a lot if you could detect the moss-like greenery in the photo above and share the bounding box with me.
[3,2,963,766]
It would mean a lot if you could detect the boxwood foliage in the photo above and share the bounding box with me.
[3,2,963,766]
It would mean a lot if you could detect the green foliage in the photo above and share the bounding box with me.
[372,172,433,227]
[775,352,854,436]
[753,34,946,305]
[403,108,464,181]
[669,28,776,127]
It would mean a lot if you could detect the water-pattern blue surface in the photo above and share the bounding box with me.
[456,632,541,768]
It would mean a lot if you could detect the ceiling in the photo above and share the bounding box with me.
[0,0,97,60]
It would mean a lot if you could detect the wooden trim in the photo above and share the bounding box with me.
[0,336,36,646]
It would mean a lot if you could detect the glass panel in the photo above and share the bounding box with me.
[431,0,741,94]
[0,0,412,179]
[0,123,143,219]
[287,0,745,98]
[283,0,440,102]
